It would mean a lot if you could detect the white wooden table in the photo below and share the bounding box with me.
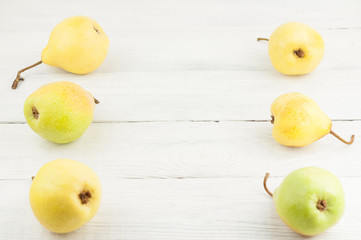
[1,0,361,239]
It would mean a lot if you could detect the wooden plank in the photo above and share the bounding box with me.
[0,0,360,33]
[2,68,361,122]
[0,177,359,240]
[0,121,359,180]
[1,27,361,74]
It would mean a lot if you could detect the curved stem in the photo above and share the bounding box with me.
[330,130,355,145]
[94,97,100,104]
[257,38,269,42]
[12,60,42,89]
[263,172,273,197]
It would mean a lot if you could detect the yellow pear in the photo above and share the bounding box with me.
[30,159,101,233]
[12,16,109,89]
[24,81,98,144]
[258,22,324,75]
[271,93,354,147]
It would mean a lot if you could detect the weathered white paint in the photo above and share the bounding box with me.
[0,0,360,239]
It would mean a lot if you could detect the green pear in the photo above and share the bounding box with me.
[263,167,345,236]
[24,81,98,143]
[271,93,354,147]
[12,16,109,89]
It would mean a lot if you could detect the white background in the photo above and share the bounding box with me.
[1,0,361,239]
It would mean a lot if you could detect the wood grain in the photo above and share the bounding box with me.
[3,69,361,122]
[0,177,359,240]
[0,121,359,180]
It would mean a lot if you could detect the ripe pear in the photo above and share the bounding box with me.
[258,22,324,75]
[24,81,98,144]
[263,168,345,236]
[30,159,101,233]
[12,16,109,89]
[271,92,354,147]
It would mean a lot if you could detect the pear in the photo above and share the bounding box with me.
[30,159,101,233]
[12,16,109,89]
[263,168,345,236]
[258,22,324,75]
[24,81,98,143]
[271,92,354,147]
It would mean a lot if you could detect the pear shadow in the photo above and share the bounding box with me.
[47,224,93,239]
[256,188,309,239]
[268,69,312,82]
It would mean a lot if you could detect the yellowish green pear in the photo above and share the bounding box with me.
[30,159,101,233]
[258,22,324,75]
[271,93,354,147]
[12,16,109,89]
[263,168,345,236]
[24,81,98,143]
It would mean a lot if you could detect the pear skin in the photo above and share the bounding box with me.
[271,93,331,147]
[30,159,101,233]
[24,81,96,143]
[42,16,109,74]
[258,22,324,75]
[12,16,109,89]
[271,93,354,147]
[264,168,345,236]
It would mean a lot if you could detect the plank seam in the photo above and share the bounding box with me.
[1,119,361,124]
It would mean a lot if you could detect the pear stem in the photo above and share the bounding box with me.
[329,130,355,145]
[12,60,42,89]
[94,98,100,104]
[257,38,269,42]
[263,172,273,197]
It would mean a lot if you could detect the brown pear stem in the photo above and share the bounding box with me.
[31,176,35,181]
[263,172,273,197]
[94,98,100,104]
[12,60,42,89]
[329,130,355,145]
[257,38,269,42]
